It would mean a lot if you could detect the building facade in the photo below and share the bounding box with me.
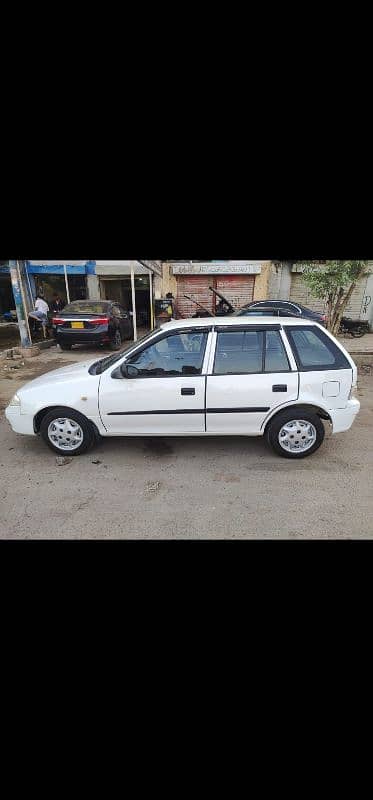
[269,261,373,329]
[159,261,272,317]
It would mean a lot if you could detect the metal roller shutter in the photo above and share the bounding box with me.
[290,274,325,313]
[216,276,255,309]
[176,275,256,318]
[290,273,369,318]
[176,276,213,318]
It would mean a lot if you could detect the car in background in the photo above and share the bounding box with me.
[232,305,298,318]
[52,300,133,351]
[234,300,327,325]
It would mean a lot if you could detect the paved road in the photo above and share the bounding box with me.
[1,344,372,538]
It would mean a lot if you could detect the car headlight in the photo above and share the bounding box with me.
[9,393,21,407]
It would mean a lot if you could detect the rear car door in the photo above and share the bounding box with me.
[206,325,299,434]
[112,304,130,339]
[118,305,131,336]
[99,328,211,434]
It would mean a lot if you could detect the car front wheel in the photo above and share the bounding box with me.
[40,408,95,456]
[266,408,325,459]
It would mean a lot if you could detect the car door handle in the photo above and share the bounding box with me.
[273,384,288,392]
[181,388,196,396]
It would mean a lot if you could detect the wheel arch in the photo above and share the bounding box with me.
[262,403,332,434]
[33,406,101,440]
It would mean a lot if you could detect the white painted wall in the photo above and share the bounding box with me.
[95,260,150,276]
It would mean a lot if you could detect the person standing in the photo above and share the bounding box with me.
[51,294,65,313]
[29,295,50,335]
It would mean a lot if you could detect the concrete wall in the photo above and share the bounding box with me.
[158,262,178,300]
[87,275,100,300]
[268,261,292,299]
[253,261,270,300]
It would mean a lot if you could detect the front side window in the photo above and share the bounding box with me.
[279,302,299,313]
[127,331,208,377]
[239,309,279,317]
[285,327,350,370]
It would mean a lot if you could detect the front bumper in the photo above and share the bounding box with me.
[330,398,361,434]
[5,406,36,436]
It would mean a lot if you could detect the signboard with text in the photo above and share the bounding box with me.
[172,261,262,275]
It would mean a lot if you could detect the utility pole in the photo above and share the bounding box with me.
[9,260,32,348]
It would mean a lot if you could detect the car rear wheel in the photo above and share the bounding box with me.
[40,408,95,456]
[110,328,122,350]
[266,408,325,459]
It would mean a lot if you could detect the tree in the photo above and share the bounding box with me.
[301,260,370,336]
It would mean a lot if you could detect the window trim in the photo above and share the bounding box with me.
[212,327,292,377]
[283,325,351,372]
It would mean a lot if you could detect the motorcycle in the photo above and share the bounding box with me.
[339,317,370,338]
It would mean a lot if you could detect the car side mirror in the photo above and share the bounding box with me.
[121,363,139,378]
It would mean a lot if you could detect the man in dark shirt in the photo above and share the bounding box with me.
[51,294,65,313]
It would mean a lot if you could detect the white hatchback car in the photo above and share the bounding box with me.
[5,317,360,459]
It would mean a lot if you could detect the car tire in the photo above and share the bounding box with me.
[59,343,72,351]
[110,328,122,351]
[40,407,95,456]
[266,407,325,459]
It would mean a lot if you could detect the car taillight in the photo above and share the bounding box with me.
[52,318,64,325]
[90,317,109,326]
[349,384,358,400]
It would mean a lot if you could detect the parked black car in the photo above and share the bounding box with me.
[234,300,327,325]
[52,301,133,351]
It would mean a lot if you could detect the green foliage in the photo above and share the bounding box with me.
[299,260,370,334]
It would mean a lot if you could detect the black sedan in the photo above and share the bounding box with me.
[234,300,327,325]
[52,301,133,351]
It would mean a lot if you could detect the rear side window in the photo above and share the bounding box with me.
[265,331,290,372]
[214,331,264,374]
[285,326,350,371]
[214,330,290,374]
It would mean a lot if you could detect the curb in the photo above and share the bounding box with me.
[0,340,56,361]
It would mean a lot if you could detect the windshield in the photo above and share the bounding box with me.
[89,330,158,375]
[63,302,110,315]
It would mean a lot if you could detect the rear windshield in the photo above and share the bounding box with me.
[63,302,109,315]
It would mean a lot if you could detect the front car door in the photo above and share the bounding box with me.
[206,324,299,434]
[99,327,211,434]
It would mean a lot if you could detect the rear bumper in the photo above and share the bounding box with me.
[5,406,36,436]
[330,398,360,434]
[55,330,109,345]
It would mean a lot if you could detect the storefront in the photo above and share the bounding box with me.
[171,262,263,317]
[0,262,13,314]
[26,261,94,306]
[95,261,154,330]
[289,263,373,320]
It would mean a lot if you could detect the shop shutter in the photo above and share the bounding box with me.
[290,272,369,318]
[290,274,325,313]
[176,276,214,318]
[215,276,255,310]
[176,274,256,318]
